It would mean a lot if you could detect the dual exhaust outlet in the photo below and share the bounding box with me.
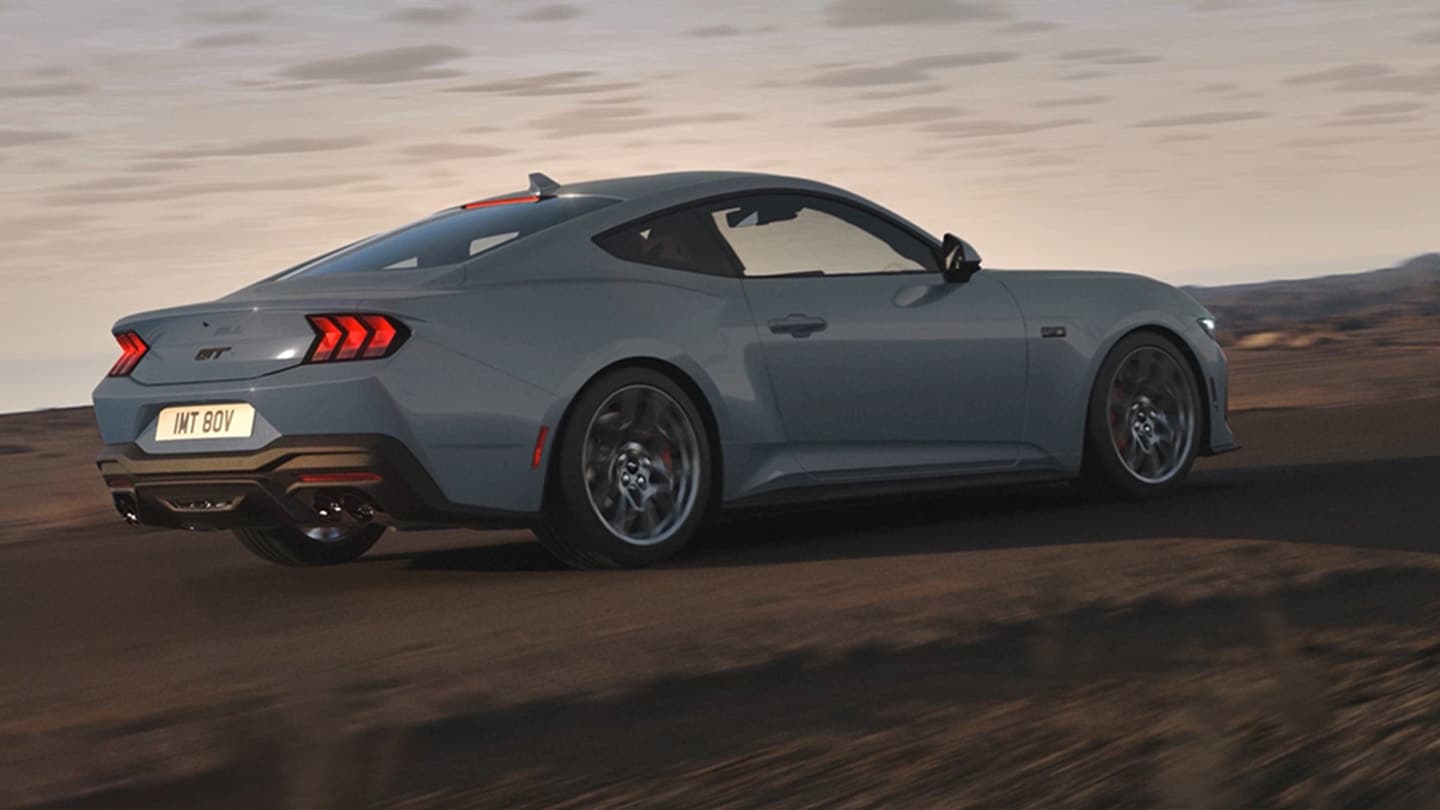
[112,491,377,526]
[313,492,376,525]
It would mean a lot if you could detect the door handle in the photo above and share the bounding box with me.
[768,314,828,338]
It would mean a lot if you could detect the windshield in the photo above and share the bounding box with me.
[276,195,617,280]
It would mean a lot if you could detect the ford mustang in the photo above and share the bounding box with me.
[93,171,1235,568]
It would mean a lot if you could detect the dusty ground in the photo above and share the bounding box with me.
[1224,316,1440,412]
[2,337,1439,808]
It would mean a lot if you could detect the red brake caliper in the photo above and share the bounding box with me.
[1110,383,1129,452]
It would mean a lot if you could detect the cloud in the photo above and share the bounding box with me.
[857,84,943,100]
[0,129,70,147]
[1286,135,1365,148]
[128,160,190,173]
[1342,101,1422,116]
[823,0,1008,27]
[825,105,968,127]
[387,4,472,24]
[810,51,1017,86]
[683,25,741,37]
[1190,0,1244,11]
[279,46,469,84]
[1323,114,1422,127]
[1413,30,1440,45]
[1133,111,1268,127]
[1156,133,1212,143]
[515,4,583,22]
[187,32,264,49]
[446,71,638,96]
[1058,71,1106,81]
[1198,82,1238,93]
[52,175,165,192]
[1285,63,1391,84]
[394,142,515,161]
[190,8,270,25]
[528,107,745,138]
[1057,48,1161,65]
[1032,95,1109,108]
[0,82,93,97]
[144,137,370,159]
[1000,20,1059,33]
[908,52,1019,69]
[45,174,375,206]
[1338,66,1440,96]
[923,117,1090,138]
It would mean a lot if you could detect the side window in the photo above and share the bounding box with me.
[708,194,939,278]
[595,208,736,277]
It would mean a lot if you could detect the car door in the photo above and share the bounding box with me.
[708,193,1028,479]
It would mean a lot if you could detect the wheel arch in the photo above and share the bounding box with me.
[543,357,726,510]
[1082,324,1212,465]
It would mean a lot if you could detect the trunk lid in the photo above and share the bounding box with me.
[120,303,321,385]
[117,280,447,385]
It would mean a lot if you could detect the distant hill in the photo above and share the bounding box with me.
[1186,254,1440,337]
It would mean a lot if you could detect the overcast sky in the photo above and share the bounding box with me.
[1,0,1437,411]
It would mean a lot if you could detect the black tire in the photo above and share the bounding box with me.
[534,367,714,569]
[233,524,385,567]
[1080,330,1203,499]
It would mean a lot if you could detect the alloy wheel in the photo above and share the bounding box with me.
[581,384,702,546]
[1106,347,1197,484]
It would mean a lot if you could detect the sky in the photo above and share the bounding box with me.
[1,0,1437,412]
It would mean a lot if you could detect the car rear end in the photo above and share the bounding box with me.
[93,291,523,533]
[92,187,619,538]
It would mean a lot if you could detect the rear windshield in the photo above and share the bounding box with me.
[276,195,617,279]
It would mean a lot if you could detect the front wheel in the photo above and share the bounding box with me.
[1080,331,1202,499]
[535,368,713,569]
[233,524,384,567]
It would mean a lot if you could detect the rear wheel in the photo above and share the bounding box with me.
[233,524,384,567]
[535,368,713,569]
[1081,331,1202,498]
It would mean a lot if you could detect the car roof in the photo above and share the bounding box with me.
[558,170,802,200]
[493,170,938,247]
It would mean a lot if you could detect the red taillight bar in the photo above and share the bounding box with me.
[297,471,383,484]
[462,194,540,210]
[361,314,398,359]
[108,331,149,377]
[333,315,368,361]
[304,314,408,364]
[308,316,344,362]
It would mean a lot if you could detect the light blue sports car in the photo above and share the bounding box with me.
[93,171,1235,568]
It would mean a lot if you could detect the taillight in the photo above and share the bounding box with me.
[108,331,149,377]
[305,314,409,363]
[462,194,540,210]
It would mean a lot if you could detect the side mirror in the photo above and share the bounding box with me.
[940,233,983,284]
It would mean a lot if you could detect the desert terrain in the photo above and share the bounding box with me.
[1,258,1438,808]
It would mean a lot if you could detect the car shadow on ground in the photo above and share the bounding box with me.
[366,454,1440,574]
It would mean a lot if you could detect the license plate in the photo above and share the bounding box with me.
[155,403,256,442]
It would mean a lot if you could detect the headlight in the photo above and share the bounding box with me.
[1197,317,1218,341]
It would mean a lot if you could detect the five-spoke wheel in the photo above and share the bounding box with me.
[582,385,703,546]
[536,367,713,569]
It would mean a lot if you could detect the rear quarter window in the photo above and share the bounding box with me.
[594,208,737,277]
[278,196,616,279]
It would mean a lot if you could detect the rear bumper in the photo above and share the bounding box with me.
[97,435,534,531]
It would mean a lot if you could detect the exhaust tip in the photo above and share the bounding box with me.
[342,495,376,523]
[313,494,345,523]
[113,493,141,526]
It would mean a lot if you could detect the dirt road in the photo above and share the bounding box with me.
[3,399,1440,808]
